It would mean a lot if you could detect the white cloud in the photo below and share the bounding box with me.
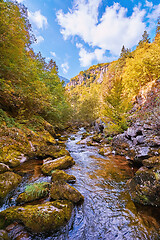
[28,10,48,29]
[16,0,25,2]
[50,51,56,57]
[61,62,69,74]
[36,35,44,44]
[145,0,153,8]
[57,0,159,66]
[78,46,106,67]
[57,1,146,57]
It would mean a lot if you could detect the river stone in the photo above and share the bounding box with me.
[142,156,160,168]
[98,147,112,156]
[41,156,75,175]
[50,180,84,204]
[51,170,76,183]
[127,166,160,207]
[0,163,11,174]
[0,201,73,233]
[17,182,51,204]
[0,172,22,199]
[0,230,9,240]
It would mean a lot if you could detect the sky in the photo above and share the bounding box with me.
[16,0,160,80]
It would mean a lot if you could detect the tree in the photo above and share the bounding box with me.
[138,30,150,46]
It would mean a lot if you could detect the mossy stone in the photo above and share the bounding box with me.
[0,201,73,233]
[50,180,84,204]
[0,172,22,199]
[0,163,11,174]
[41,156,75,175]
[51,170,76,183]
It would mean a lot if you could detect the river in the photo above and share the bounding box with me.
[0,128,160,239]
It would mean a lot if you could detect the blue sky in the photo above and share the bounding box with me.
[17,0,160,79]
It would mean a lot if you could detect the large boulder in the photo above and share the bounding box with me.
[127,166,160,207]
[51,170,76,183]
[41,156,75,175]
[17,182,51,204]
[0,201,73,233]
[0,172,22,199]
[50,180,84,204]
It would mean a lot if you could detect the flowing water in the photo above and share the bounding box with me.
[0,128,160,239]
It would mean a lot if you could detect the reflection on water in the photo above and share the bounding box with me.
[0,128,160,239]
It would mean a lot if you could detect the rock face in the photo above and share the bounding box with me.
[51,170,76,183]
[127,166,160,207]
[17,182,51,204]
[50,181,84,204]
[41,156,75,175]
[0,201,73,233]
[112,122,160,165]
[0,172,22,199]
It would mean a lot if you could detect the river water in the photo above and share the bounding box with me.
[0,128,160,239]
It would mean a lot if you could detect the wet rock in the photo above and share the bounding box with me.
[0,172,22,199]
[50,180,84,204]
[7,223,31,240]
[142,156,160,168]
[17,182,51,204]
[51,170,76,183]
[58,136,69,141]
[98,147,112,156]
[0,230,9,240]
[127,166,160,207]
[70,137,75,141]
[0,163,11,174]
[0,201,73,233]
[41,156,75,175]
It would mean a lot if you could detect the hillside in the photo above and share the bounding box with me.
[67,30,160,134]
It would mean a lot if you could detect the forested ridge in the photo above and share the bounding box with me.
[67,24,160,134]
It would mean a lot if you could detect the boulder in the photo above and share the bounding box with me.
[0,172,22,199]
[0,201,73,233]
[17,182,51,204]
[98,147,112,156]
[50,181,84,204]
[51,170,76,183]
[41,156,75,175]
[142,156,160,168]
[127,166,160,207]
[0,163,11,174]
[0,230,9,240]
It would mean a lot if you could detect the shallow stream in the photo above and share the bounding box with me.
[0,128,160,239]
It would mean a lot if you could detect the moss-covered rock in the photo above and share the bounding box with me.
[0,172,22,199]
[41,156,75,175]
[98,147,112,156]
[50,180,84,204]
[0,201,73,233]
[142,156,160,168]
[51,170,76,183]
[0,163,11,174]
[17,182,51,204]
[0,230,9,240]
[127,166,160,207]
[59,136,69,141]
